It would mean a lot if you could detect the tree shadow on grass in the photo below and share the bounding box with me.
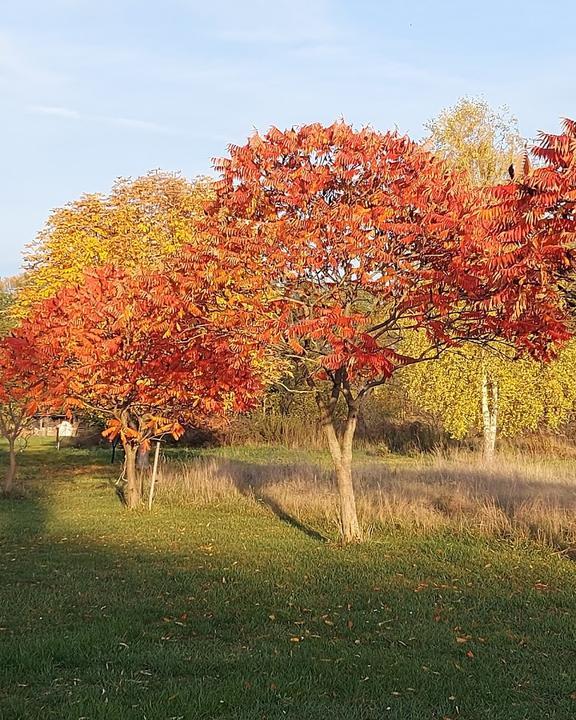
[0,444,49,542]
[228,466,330,543]
[253,490,329,543]
[1,504,576,720]
[0,492,48,543]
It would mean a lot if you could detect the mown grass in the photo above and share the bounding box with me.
[1,442,576,718]
[165,441,415,467]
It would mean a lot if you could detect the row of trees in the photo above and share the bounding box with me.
[1,101,575,542]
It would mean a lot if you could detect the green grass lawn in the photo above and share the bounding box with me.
[1,443,576,719]
[164,440,417,467]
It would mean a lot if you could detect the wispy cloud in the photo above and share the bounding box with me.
[27,104,171,133]
[29,104,80,119]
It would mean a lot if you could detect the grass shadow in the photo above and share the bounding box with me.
[254,490,329,542]
[223,462,330,542]
[2,491,576,719]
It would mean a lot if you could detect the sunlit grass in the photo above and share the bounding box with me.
[155,449,576,549]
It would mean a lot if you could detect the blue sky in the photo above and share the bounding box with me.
[1,0,575,276]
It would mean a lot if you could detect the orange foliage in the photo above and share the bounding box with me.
[0,323,52,491]
[13,262,268,449]
[207,121,571,391]
[481,118,576,347]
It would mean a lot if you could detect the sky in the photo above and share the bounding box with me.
[1,0,575,277]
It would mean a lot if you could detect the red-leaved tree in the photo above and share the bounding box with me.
[0,326,50,494]
[206,121,572,542]
[15,262,268,508]
[482,118,576,317]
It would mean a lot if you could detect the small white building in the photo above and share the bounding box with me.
[32,414,79,438]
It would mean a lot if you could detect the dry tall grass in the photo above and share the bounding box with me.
[153,451,576,549]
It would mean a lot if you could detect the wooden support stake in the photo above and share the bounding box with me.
[148,440,161,511]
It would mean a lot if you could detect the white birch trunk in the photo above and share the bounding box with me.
[481,367,498,462]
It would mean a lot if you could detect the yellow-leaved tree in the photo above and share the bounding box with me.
[401,334,576,457]
[425,96,524,185]
[0,276,23,336]
[14,172,214,318]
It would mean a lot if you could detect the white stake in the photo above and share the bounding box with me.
[148,440,161,511]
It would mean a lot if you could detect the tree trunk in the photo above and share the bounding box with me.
[481,368,498,462]
[3,438,17,495]
[136,445,150,470]
[124,444,141,509]
[320,402,362,543]
[136,445,150,498]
